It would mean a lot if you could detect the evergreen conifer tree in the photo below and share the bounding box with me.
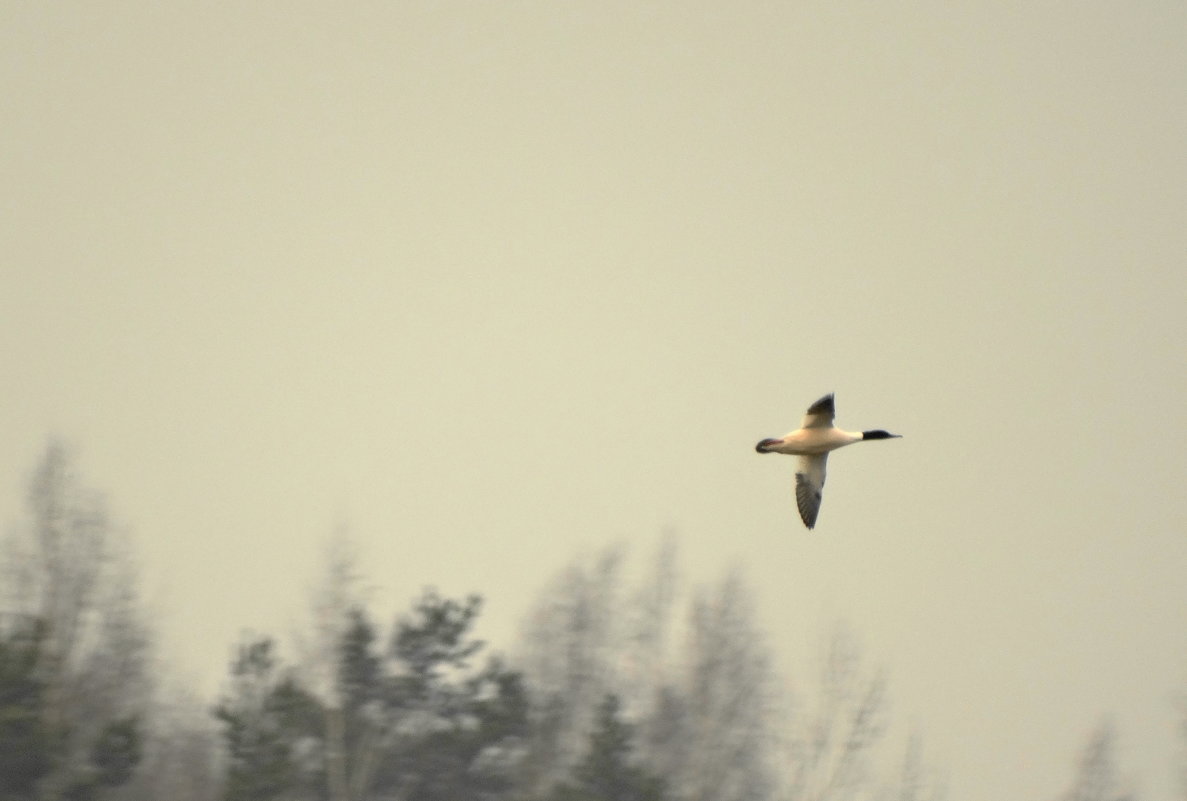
[0,619,54,801]
[548,694,665,801]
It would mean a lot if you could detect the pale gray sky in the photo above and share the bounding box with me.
[3,2,1186,799]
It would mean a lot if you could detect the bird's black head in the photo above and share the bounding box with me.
[861,429,901,440]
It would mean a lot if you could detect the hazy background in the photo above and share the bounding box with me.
[3,2,1186,798]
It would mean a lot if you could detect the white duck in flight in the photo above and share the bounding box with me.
[755,394,901,529]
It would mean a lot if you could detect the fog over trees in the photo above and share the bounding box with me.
[0,443,1170,800]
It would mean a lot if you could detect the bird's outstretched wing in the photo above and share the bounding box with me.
[800,393,836,430]
[794,453,828,529]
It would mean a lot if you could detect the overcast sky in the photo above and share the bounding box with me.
[3,2,1186,799]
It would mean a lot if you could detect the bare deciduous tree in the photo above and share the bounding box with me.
[1062,721,1133,801]
[118,690,222,801]
[880,733,945,801]
[783,625,887,801]
[1,442,152,800]
[665,571,775,801]
[623,534,680,726]
[518,545,628,793]
[517,544,777,801]
[293,532,368,801]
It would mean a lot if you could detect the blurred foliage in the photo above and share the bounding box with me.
[212,590,528,801]
[0,619,54,801]
[542,694,666,801]
[25,448,1166,801]
[1,443,148,801]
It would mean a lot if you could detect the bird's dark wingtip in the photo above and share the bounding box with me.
[805,393,835,416]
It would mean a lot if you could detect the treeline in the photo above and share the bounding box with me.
[0,444,1150,800]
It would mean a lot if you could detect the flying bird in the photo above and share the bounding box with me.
[755,394,901,529]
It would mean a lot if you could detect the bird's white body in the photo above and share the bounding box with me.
[760,427,863,456]
[755,394,900,530]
